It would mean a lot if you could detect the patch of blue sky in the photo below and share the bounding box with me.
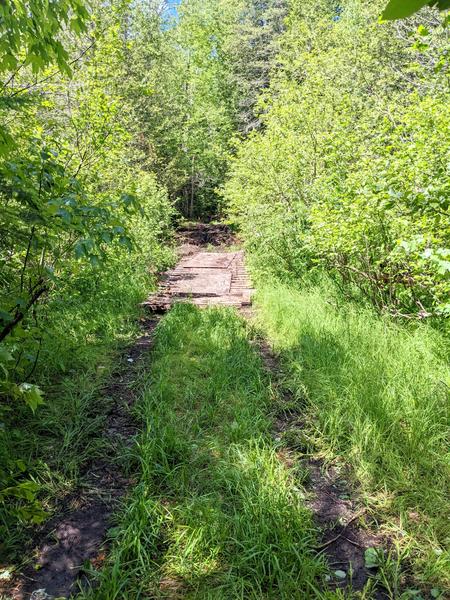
[164,0,181,20]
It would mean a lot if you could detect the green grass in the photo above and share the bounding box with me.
[253,281,450,590]
[0,243,174,565]
[79,303,326,599]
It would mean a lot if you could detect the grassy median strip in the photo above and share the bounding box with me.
[81,303,324,599]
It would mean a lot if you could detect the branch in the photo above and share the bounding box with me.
[20,226,35,293]
[8,39,96,98]
[0,283,48,343]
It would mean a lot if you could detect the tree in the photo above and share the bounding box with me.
[0,0,175,396]
[121,0,238,217]
[0,0,174,536]
[225,0,288,133]
[224,0,450,316]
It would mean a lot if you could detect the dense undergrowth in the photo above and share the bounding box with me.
[79,304,329,599]
[254,280,450,591]
[224,0,450,316]
[0,187,174,561]
[0,1,177,552]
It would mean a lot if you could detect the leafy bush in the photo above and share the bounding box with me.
[0,1,176,550]
[0,166,174,555]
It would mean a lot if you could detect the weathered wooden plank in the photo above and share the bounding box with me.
[183,252,235,269]
[144,246,252,313]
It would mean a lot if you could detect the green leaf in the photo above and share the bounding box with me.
[434,0,450,9]
[364,547,382,569]
[56,208,72,224]
[381,0,429,21]
[436,259,450,275]
[0,480,40,501]
[0,126,15,155]
[0,311,14,325]
[75,240,87,259]
[18,383,45,412]
[437,302,450,316]
[119,235,133,251]
[89,255,101,268]
[70,17,84,34]
[0,347,13,363]
[381,0,450,20]
[13,297,27,309]
[121,193,136,207]
[0,54,18,71]
[44,266,58,282]
[15,459,27,473]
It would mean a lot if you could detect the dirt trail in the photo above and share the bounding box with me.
[6,224,384,599]
[6,320,158,600]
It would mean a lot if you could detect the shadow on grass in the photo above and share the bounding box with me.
[255,282,450,587]
[80,303,326,600]
[284,328,449,519]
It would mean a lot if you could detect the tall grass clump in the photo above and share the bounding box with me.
[81,303,324,599]
[255,281,450,587]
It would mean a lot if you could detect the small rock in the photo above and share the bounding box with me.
[31,590,53,600]
[334,569,347,579]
